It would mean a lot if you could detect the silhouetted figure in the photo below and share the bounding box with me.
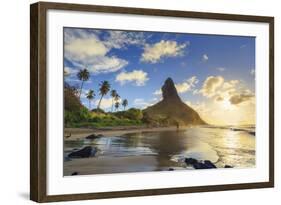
[176,122,180,131]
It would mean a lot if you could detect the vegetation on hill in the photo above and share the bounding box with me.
[64,68,205,128]
[64,69,141,128]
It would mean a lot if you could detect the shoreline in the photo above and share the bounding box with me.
[64,126,192,141]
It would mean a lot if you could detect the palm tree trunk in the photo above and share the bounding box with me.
[97,95,104,110]
[78,80,84,100]
[89,100,91,110]
[111,98,114,112]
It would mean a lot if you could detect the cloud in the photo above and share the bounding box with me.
[153,89,162,96]
[250,69,255,75]
[64,28,100,44]
[87,56,128,74]
[64,66,78,76]
[65,38,108,60]
[115,70,149,86]
[216,67,225,72]
[202,54,209,62]
[185,101,209,114]
[200,76,224,97]
[141,40,187,63]
[64,28,128,74]
[104,31,146,49]
[199,76,254,106]
[94,97,121,110]
[94,98,112,109]
[133,98,159,109]
[175,76,199,93]
[240,44,247,49]
[215,96,224,101]
[229,90,254,105]
[133,98,149,107]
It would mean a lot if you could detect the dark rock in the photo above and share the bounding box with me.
[64,155,71,162]
[248,131,255,136]
[85,134,98,139]
[162,78,181,101]
[192,160,217,169]
[204,160,217,168]
[85,134,104,139]
[224,165,233,168]
[185,158,198,165]
[168,168,174,171]
[68,146,97,158]
[193,162,209,169]
[71,172,78,175]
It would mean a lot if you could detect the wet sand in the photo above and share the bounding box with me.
[64,126,191,141]
[64,155,183,176]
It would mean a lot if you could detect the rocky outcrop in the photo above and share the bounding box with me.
[144,78,206,126]
[68,146,97,158]
[184,158,217,169]
[85,134,103,140]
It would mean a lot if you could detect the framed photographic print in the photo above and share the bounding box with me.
[30,1,274,202]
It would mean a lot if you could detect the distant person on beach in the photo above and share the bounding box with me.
[176,122,180,130]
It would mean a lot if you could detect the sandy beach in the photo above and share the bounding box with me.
[64,126,191,141]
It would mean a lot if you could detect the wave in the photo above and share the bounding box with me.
[202,125,255,136]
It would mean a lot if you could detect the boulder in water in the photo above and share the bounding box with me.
[68,146,97,158]
[203,160,217,168]
[185,158,198,165]
[85,134,98,139]
[189,160,217,169]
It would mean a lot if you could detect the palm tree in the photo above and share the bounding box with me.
[97,81,111,110]
[115,101,120,111]
[122,99,128,111]
[86,89,95,110]
[110,89,117,112]
[113,94,120,112]
[77,68,90,100]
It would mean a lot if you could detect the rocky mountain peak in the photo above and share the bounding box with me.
[144,77,206,126]
[161,77,181,101]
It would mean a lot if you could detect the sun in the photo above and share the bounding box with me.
[221,99,233,110]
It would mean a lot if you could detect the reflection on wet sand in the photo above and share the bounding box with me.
[64,127,255,176]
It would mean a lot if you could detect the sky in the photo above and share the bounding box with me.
[64,27,256,126]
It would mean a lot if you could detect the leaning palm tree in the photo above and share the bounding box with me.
[110,89,117,112]
[77,68,90,100]
[115,101,120,111]
[97,81,111,110]
[86,89,95,110]
[122,99,128,111]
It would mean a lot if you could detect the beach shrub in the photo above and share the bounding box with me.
[64,107,91,126]
[91,108,105,113]
[124,108,143,120]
